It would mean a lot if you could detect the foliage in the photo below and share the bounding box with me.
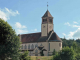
[52,46,76,60]
[0,18,21,60]
[72,42,77,50]
[61,38,80,48]
[20,50,31,60]
[52,49,57,55]
[51,53,61,60]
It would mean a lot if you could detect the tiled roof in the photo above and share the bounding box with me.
[42,10,53,18]
[38,36,48,42]
[49,32,62,42]
[19,31,62,43]
[20,32,41,43]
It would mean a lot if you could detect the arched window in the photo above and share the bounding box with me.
[35,44,38,48]
[31,44,34,49]
[28,44,30,49]
[21,45,23,49]
[24,45,27,49]
[59,43,61,47]
[40,43,43,46]
[35,49,38,53]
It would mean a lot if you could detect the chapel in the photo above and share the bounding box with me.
[18,9,62,56]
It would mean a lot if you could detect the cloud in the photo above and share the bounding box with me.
[73,21,78,24]
[64,21,80,39]
[0,7,19,21]
[15,22,27,28]
[63,28,80,39]
[34,29,37,31]
[16,29,28,34]
[14,22,28,34]
[31,29,37,32]
[62,33,66,36]
[73,25,80,28]
[64,22,71,26]
[73,28,80,38]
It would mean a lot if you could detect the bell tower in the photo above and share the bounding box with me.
[41,10,54,36]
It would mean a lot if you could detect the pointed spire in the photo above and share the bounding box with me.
[42,10,53,18]
[47,2,48,10]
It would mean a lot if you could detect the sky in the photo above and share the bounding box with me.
[0,0,80,40]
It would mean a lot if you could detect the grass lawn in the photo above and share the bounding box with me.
[31,56,52,60]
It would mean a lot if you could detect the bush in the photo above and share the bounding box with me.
[52,46,76,60]
[20,50,31,60]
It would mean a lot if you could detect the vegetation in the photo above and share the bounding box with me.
[61,38,80,48]
[51,46,76,60]
[52,49,57,55]
[31,56,52,60]
[51,38,80,60]
[20,50,32,60]
[0,18,21,60]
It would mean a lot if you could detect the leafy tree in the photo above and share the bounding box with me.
[0,18,21,60]
[51,53,61,60]
[72,42,77,50]
[20,50,31,60]
[52,49,56,55]
[60,46,75,60]
[52,46,76,60]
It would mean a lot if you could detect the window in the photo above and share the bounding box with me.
[28,44,30,49]
[43,19,47,22]
[59,43,61,47]
[35,49,38,53]
[35,44,38,48]
[21,45,23,49]
[24,45,27,49]
[31,44,34,49]
[49,43,50,51]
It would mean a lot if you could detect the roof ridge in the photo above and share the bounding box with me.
[21,32,41,35]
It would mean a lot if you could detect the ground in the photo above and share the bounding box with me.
[31,56,52,60]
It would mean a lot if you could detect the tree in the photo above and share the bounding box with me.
[0,18,21,60]
[72,42,77,50]
[20,50,31,60]
[52,49,57,55]
[52,46,76,60]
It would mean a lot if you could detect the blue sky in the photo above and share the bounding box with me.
[0,0,80,39]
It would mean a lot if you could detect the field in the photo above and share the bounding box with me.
[31,56,52,60]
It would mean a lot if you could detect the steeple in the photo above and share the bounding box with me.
[42,10,53,18]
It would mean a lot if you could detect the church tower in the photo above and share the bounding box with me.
[41,10,53,36]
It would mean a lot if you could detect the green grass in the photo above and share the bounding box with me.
[31,56,52,60]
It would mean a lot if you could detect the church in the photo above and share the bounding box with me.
[18,9,62,56]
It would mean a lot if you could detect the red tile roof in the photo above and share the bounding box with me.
[18,31,62,43]
[20,32,41,43]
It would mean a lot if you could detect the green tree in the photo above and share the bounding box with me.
[20,50,31,60]
[52,46,76,60]
[72,42,77,50]
[52,49,56,55]
[0,18,21,60]
[60,46,75,60]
